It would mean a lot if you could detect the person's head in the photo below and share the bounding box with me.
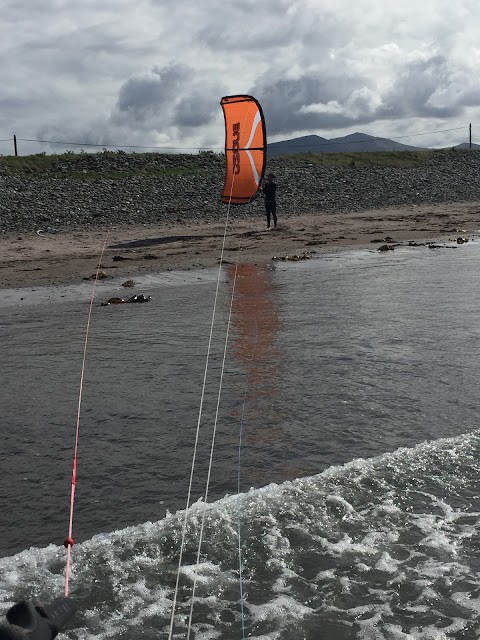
[266,173,275,182]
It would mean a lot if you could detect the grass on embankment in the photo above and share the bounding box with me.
[288,149,446,168]
[0,148,461,178]
[0,151,210,179]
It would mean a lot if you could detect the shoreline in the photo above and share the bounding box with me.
[1,201,480,290]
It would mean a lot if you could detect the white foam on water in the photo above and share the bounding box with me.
[180,562,224,585]
[374,552,401,574]
[2,430,480,638]
[451,591,480,614]
[248,595,313,625]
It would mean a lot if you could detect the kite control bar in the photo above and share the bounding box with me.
[0,598,76,639]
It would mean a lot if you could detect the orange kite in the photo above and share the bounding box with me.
[220,95,267,204]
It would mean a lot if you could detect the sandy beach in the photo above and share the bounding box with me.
[1,201,480,289]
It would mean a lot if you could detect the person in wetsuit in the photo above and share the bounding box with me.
[262,173,277,230]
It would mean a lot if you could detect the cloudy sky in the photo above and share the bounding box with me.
[1,0,480,155]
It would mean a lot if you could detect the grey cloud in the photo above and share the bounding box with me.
[3,0,480,156]
[379,55,461,119]
[251,73,373,134]
[251,53,478,136]
[115,64,191,120]
[462,88,480,107]
[196,1,342,53]
[12,61,226,154]
[113,63,226,130]
[175,93,219,128]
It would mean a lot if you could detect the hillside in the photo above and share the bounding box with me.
[267,132,429,157]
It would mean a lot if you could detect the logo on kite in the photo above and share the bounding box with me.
[220,95,267,204]
[232,122,240,175]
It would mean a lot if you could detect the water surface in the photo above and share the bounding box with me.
[1,242,480,638]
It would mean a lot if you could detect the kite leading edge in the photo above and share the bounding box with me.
[220,95,267,204]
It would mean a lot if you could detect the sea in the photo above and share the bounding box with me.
[1,239,480,639]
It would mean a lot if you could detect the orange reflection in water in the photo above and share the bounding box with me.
[227,264,303,486]
[226,263,297,486]
[226,263,280,404]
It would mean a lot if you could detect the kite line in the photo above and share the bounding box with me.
[64,231,112,596]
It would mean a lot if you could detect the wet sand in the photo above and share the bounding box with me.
[1,201,480,289]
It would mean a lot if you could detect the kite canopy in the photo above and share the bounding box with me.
[220,95,267,204]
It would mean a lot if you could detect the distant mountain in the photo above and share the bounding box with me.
[454,142,480,150]
[267,132,429,157]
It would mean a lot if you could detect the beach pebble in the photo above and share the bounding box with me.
[1,150,480,233]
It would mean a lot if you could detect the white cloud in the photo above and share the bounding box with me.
[1,0,480,155]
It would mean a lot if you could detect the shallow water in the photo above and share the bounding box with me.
[2,242,480,638]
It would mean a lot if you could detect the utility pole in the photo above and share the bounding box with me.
[469,123,472,150]
[13,134,17,156]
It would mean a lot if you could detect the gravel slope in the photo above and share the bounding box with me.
[1,150,480,233]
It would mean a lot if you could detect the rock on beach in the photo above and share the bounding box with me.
[1,149,480,234]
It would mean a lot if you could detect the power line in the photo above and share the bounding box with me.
[21,126,468,150]
[389,126,466,139]
[17,138,220,151]
[0,124,472,153]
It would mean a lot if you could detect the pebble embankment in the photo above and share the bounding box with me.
[1,150,480,233]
